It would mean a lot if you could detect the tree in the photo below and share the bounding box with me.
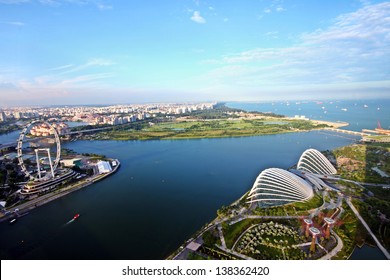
[5,164,13,171]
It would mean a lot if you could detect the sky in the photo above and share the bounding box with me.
[0,0,389,106]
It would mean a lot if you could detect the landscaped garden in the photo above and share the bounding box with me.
[234,221,307,260]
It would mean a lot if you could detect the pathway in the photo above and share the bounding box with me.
[217,224,227,248]
[346,198,390,260]
[215,245,254,260]
[319,231,343,260]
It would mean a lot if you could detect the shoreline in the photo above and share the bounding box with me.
[0,159,120,224]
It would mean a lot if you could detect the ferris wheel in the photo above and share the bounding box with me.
[16,120,61,181]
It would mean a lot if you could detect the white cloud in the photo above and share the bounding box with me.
[264,31,279,39]
[200,2,390,92]
[61,58,115,74]
[48,64,74,71]
[359,0,371,6]
[1,0,114,10]
[190,11,206,24]
[97,3,112,11]
[276,5,286,12]
[39,0,60,6]
[59,72,113,85]
[5,21,25,26]
[263,8,271,13]
[86,58,115,66]
[0,0,29,4]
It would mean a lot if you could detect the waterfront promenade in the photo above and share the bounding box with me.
[0,159,120,223]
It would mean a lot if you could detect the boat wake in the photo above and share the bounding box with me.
[64,219,74,226]
[63,214,80,227]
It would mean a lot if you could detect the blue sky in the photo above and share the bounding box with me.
[0,0,389,105]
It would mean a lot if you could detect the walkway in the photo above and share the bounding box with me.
[229,215,301,225]
[215,245,254,260]
[319,231,343,260]
[346,198,390,260]
[217,224,227,248]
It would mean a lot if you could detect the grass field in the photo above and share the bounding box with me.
[94,118,328,141]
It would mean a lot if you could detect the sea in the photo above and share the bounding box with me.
[227,99,390,132]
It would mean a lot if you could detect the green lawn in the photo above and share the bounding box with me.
[92,118,328,141]
[222,219,262,249]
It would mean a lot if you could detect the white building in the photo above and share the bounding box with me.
[97,161,112,174]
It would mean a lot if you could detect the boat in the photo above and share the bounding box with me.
[73,214,80,220]
[341,108,348,111]
[9,218,17,225]
[364,104,368,108]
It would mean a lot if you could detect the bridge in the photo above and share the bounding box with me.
[323,127,370,137]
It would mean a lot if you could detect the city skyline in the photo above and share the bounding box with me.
[0,0,389,106]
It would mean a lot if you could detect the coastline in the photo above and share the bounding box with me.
[0,158,121,224]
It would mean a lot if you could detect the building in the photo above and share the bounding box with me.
[61,158,82,167]
[97,160,112,174]
[247,168,314,207]
[297,148,337,175]
[0,111,6,122]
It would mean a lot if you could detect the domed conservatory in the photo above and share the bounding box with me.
[247,168,314,207]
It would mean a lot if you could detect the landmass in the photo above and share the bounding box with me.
[0,150,120,223]
[168,142,390,260]
[1,102,388,261]
[74,104,343,141]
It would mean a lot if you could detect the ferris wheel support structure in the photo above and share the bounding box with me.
[17,120,61,181]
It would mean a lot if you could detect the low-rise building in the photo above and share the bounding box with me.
[97,160,112,174]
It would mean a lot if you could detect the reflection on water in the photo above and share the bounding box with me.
[349,244,387,260]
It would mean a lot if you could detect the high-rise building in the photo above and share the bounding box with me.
[0,111,6,122]
[14,111,22,119]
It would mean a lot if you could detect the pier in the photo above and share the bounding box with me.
[323,127,370,137]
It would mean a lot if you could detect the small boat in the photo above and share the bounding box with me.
[364,104,368,108]
[73,214,80,220]
[9,218,17,225]
[341,108,348,111]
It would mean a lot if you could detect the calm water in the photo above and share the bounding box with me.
[0,130,20,145]
[0,131,360,259]
[227,99,390,132]
[349,244,387,260]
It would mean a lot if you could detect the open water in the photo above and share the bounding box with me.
[227,99,390,132]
